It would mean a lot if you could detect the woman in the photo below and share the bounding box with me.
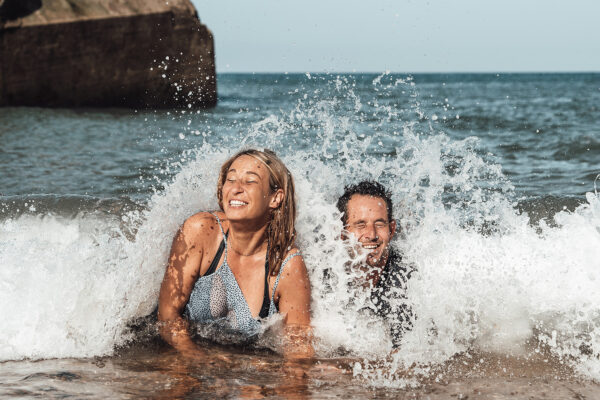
[158,148,312,360]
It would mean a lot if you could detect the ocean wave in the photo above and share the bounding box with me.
[0,194,144,219]
[1,76,599,388]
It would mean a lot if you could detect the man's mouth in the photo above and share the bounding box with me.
[361,243,380,250]
[229,199,248,207]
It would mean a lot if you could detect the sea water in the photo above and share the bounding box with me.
[0,72,599,397]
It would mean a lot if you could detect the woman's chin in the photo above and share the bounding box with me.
[225,208,259,222]
[224,209,247,220]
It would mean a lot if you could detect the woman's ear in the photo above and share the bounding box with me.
[269,188,284,210]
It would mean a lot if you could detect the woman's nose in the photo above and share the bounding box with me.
[231,180,243,193]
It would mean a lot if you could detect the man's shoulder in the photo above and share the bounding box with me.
[383,249,414,283]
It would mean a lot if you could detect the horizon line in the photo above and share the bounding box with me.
[217,70,600,75]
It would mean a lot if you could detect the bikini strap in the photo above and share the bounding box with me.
[202,213,228,277]
[270,252,302,302]
[202,239,224,277]
[210,211,228,260]
[209,212,227,241]
[258,257,270,318]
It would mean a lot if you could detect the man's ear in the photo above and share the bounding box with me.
[269,188,284,210]
[340,213,348,240]
[389,219,397,237]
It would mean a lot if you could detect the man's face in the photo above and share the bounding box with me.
[344,194,396,269]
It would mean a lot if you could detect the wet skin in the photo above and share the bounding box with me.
[222,155,281,227]
[344,194,396,286]
[157,155,313,361]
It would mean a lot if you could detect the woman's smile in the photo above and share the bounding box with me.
[229,199,248,207]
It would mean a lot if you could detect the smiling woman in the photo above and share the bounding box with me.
[157,148,313,361]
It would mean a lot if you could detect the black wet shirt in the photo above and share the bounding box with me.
[368,250,414,348]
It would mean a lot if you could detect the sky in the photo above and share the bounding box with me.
[191,0,600,73]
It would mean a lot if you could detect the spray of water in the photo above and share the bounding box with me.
[1,75,599,388]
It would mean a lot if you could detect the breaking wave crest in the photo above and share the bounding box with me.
[1,74,599,388]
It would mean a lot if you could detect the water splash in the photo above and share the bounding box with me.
[1,75,599,389]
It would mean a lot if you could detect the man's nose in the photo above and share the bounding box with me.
[362,224,378,241]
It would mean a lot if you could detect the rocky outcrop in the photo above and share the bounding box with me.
[0,0,216,108]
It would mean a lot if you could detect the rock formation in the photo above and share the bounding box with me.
[0,0,216,108]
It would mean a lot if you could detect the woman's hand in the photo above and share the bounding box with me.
[157,214,216,357]
[181,345,233,365]
[282,324,314,360]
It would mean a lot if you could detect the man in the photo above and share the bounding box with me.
[336,180,413,348]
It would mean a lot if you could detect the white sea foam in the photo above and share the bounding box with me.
[1,77,599,388]
[0,213,134,360]
[0,151,226,361]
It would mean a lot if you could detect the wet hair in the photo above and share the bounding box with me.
[217,148,296,276]
[336,180,393,225]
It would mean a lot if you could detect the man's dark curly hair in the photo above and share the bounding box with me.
[336,180,393,225]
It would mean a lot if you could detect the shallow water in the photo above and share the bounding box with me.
[1,72,599,397]
[2,346,599,399]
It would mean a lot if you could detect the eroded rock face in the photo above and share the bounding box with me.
[0,0,216,108]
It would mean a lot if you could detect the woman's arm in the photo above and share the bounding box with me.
[275,254,315,359]
[157,214,210,357]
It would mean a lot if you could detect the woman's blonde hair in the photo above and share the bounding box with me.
[217,148,297,276]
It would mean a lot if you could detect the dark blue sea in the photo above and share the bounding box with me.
[1,73,598,199]
[0,73,599,398]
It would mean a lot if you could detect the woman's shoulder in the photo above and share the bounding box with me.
[181,211,227,240]
[274,247,310,294]
[280,247,306,273]
[283,246,302,260]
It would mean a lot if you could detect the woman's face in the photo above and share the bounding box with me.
[222,155,282,223]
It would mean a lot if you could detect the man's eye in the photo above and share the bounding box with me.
[354,223,367,230]
[374,222,388,229]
